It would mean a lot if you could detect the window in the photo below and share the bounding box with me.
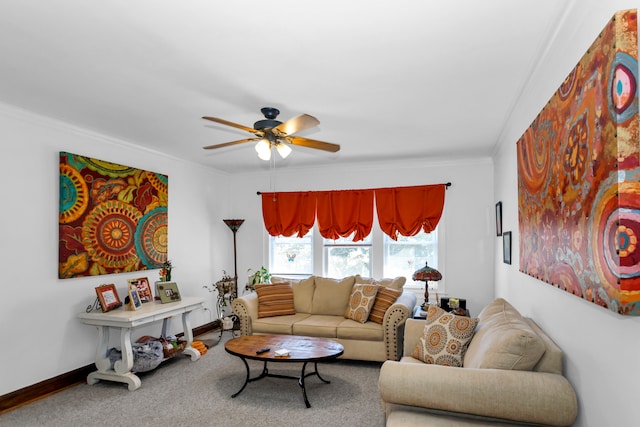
[268,223,442,290]
[323,233,372,278]
[269,231,313,277]
[383,231,439,289]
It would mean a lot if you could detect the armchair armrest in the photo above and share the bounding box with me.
[382,290,417,360]
[378,361,578,426]
[231,293,259,335]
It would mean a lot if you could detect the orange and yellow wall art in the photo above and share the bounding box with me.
[517,10,639,315]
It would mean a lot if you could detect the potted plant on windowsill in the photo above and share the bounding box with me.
[246,266,271,292]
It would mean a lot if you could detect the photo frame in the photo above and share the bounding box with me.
[95,284,122,312]
[503,231,512,265]
[128,277,153,303]
[128,289,142,311]
[157,282,181,303]
[495,201,503,237]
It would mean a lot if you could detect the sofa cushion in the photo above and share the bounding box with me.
[463,298,546,371]
[311,276,355,316]
[369,286,403,324]
[344,283,379,323]
[337,318,384,341]
[355,274,406,290]
[254,283,296,318]
[411,305,478,367]
[252,313,311,335]
[292,315,344,338]
[271,275,315,313]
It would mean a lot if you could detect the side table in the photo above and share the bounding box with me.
[413,305,470,319]
[78,297,204,391]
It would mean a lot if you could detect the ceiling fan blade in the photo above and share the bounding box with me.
[288,136,340,153]
[202,138,259,150]
[202,116,260,134]
[274,114,320,136]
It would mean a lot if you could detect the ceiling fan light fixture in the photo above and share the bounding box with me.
[276,142,292,159]
[255,139,271,161]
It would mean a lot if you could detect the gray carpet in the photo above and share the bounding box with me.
[1,332,387,427]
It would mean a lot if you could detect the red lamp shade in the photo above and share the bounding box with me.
[412,262,442,282]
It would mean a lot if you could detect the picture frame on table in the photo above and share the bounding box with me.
[495,201,503,237]
[503,231,512,265]
[128,277,153,303]
[128,289,142,311]
[95,284,122,312]
[157,282,181,303]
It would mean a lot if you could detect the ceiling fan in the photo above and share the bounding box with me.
[202,107,340,161]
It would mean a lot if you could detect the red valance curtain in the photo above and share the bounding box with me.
[375,184,446,240]
[316,190,374,242]
[261,192,316,237]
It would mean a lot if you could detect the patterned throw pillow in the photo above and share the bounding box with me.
[368,286,402,324]
[254,283,296,318]
[344,284,379,323]
[411,305,478,366]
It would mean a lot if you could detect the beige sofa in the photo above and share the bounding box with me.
[378,298,578,426]
[231,275,417,362]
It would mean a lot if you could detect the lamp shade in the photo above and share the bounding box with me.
[276,142,292,159]
[412,262,442,282]
[255,139,271,160]
[223,219,244,232]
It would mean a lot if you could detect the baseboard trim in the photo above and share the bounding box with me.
[0,321,221,414]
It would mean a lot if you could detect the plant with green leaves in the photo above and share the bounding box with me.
[246,266,271,291]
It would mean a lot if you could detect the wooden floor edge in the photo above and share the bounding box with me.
[0,321,221,414]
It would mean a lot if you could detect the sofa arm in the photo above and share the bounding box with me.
[231,293,259,335]
[378,361,578,426]
[382,291,417,360]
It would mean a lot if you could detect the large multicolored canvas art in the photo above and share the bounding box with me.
[517,10,640,315]
[59,152,168,279]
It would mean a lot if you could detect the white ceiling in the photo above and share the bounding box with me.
[0,0,574,173]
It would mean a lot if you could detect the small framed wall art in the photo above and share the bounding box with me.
[128,277,153,303]
[495,202,503,236]
[95,284,122,312]
[503,231,512,265]
[157,282,181,303]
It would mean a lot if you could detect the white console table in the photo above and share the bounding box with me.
[78,297,204,391]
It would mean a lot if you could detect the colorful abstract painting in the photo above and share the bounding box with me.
[59,152,168,279]
[517,10,640,315]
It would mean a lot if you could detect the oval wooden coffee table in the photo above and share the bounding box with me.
[224,334,344,408]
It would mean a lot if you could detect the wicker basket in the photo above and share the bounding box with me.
[137,335,186,359]
[162,340,186,358]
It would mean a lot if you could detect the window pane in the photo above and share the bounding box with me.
[325,246,371,278]
[269,231,313,275]
[383,230,438,283]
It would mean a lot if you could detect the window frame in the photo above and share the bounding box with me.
[264,213,446,293]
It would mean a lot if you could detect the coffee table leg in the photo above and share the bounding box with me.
[313,362,331,384]
[299,362,311,408]
[232,358,270,398]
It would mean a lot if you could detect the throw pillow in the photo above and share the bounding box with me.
[311,276,356,315]
[368,285,402,324]
[411,305,478,367]
[254,283,296,318]
[344,283,379,323]
[463,298,546,370]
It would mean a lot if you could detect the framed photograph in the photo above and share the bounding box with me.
[503,231,512,265]
[128,277,153,303]
[128,289,142,310]
[495,201,503,237]
[157,282,181,303]
[95,284,122,312]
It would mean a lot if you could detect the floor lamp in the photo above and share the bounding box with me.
[223,219,244,299]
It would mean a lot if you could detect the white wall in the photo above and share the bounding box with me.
[493,2,640,425]
[228,157,496,317]
[0,104,230,395]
